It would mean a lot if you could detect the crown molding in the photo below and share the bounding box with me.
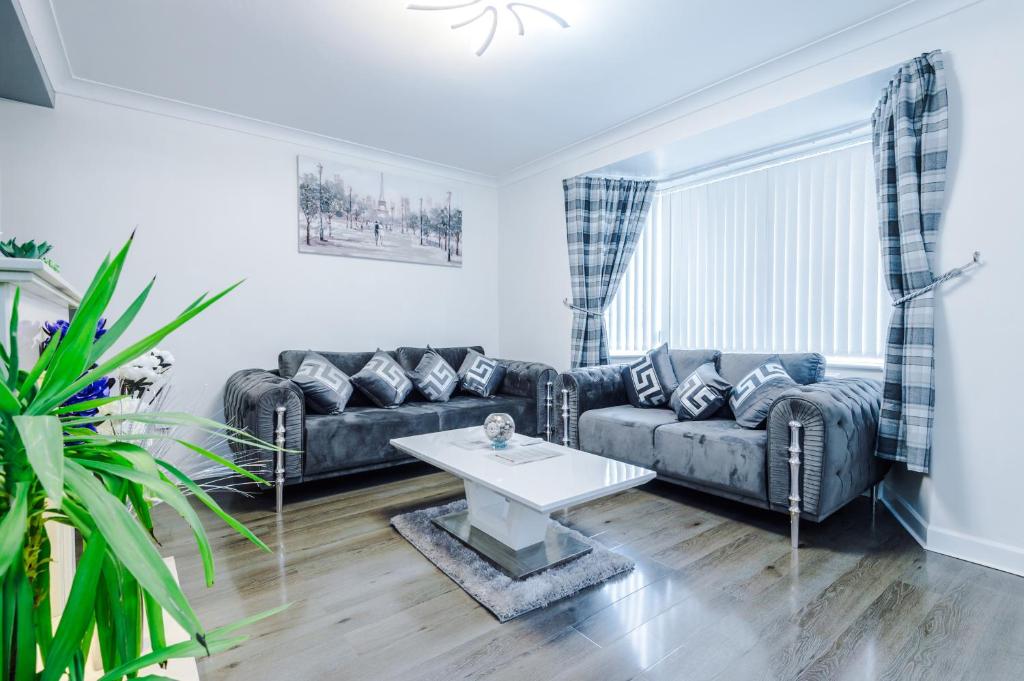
[16,0,986,189]
[497,0,986,187]
[15,0,498,188]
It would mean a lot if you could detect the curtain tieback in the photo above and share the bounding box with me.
[892,251,981,306]
[562,298,604,318]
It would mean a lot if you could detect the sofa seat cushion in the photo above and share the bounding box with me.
[578,405,678,469]
[303,404,440,475]
[653,420,768,500]
[417,395,535,435]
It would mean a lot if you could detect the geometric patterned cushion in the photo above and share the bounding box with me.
[457,349,506,398]
[351,350,413,408]
[670,362,731,421]
[292,352,354,415]
[622,343,678,408]
[408,348,458,402]
[729,357,797,428]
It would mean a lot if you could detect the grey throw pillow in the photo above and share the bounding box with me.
[351,350,413,408]
[458,349,506,397]
[408,348,458,402]
[292,352,353,415]
[670,363,731,421]
[623,343,678,408]
[729,357,797,428]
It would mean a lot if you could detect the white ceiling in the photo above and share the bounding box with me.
[48,0,916,177]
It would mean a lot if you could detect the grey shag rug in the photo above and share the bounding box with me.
[391,499,634,622]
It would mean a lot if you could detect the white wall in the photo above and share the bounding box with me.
[0,95,500,423]
[497,0,1024,575]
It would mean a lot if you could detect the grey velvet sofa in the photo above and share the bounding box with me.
[225,346,557,511]
[558,350,890,547]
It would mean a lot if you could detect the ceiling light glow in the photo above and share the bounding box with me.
[407,1,570,57]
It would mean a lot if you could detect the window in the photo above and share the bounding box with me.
[607,136,889,365]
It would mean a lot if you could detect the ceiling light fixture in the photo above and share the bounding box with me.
[407,1,570,57]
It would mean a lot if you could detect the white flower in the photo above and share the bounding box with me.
[134,354,161,370]
[118,365,155,382]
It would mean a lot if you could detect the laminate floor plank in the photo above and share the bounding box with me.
[148,466,1024,681]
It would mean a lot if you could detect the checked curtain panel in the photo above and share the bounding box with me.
[871,50,949,473]
[564,176,656,368]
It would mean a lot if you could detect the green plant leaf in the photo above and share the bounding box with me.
[41,534,107,681]
[96,604,288,681]
[105,441,162,479]
[88,277,155,365]
[17,319,61,397]
[76,459,216,587]
[62,461,205,641]
[143,591,166,668]
[7,287,19,390]
[34,540,53,662]
[14,566,35,681]
[37,240,132,404]
[0,483,29,580]
[0,379,21,414]
[158,459,270,553]
[2,569,14,676]
[62,409,290,453]
[174,439,269,485]
[53,394,127,415]
[98,557,131,670]
[13,415,65,509]
[30,280,242,415]
[101,635,248,681]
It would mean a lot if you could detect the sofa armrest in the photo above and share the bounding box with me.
[766,378,890,522]
[557,364,629,448]
[495,359,558,440]
[223,369,305,482]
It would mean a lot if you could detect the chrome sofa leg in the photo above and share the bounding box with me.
[787,420,803,550]
[275,405,286,515]
[561,388,570,447]
[871,483,878,527]
[545,380,553,442]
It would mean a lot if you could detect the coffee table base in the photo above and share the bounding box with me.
[433,510,592,580]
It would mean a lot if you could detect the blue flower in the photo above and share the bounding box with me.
[62,376,115,430]
[40,318,108,353]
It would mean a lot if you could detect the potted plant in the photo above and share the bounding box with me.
[0,236,282,680]
[0,238,61,272]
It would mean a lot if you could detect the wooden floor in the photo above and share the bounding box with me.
[154,465,1024,681]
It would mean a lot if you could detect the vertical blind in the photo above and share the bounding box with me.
[606,140,889,362]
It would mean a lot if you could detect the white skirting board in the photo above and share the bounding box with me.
[880,484,1024,578]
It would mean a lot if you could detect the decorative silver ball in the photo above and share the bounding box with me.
[483,413,515,449]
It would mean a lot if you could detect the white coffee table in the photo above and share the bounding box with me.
[391,427,656,578]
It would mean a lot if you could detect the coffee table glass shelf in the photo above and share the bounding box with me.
[391,427,656,579]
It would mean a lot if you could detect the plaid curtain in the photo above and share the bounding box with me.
[871,50,949,473]
[563,176,656,368]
